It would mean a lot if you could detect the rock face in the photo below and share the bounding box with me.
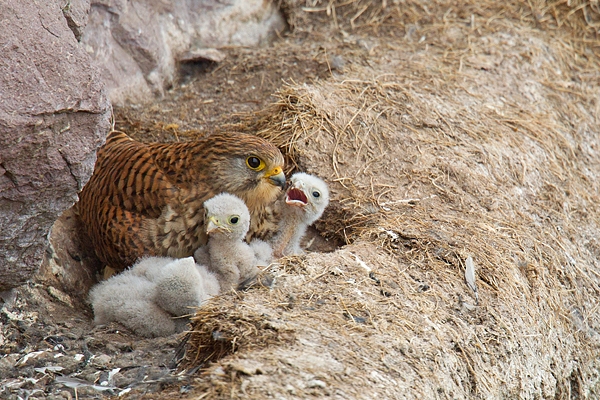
[81,0,287,105]
[38,208,103,302]
[0,1,111,291]
[62,0,92,41]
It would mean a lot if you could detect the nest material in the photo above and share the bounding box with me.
[183,293,295,367]
[174,1,600,398]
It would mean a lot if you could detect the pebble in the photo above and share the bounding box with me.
[306,379,327,388]
[0,354,20,369]
[91,354,112,368]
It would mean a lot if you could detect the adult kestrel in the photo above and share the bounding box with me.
[78,130,285,271]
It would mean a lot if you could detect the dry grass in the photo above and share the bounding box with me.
[283,0,600,36]
[184,292,295,366]
[169,1,600,398]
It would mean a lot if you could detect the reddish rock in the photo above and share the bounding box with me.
[81,0,287,105]
[62,0,92,41]
[0,0,111,291]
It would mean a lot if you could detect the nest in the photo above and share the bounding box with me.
[172,1,600,398]
[183,292,295,367]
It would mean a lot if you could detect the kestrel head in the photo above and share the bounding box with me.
[200,133,285,211]
[203,193,251,240]
[284,172,330,225]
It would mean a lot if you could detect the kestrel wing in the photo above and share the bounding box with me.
[95,201,156,268]
[97,132,179,219]
[144,139,216,193]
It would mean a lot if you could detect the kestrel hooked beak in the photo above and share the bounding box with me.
[264,166,286,188]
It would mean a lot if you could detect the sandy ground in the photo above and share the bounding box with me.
[2,1,600,399]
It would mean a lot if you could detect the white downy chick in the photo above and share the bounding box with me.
[194,239,273,268]
[203,193,260,290]
[193,245,210,267]
[90,256,220,337]
[249,239,274,266]
[152,256,220,317]
[89,270,177,338]
[129,256,176,280]
[271,172,330,258]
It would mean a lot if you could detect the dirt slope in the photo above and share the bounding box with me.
[2,1,600,399]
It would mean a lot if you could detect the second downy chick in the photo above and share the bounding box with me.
[89,256,220,337]
[271,172,330,258]
[150,256,220,317]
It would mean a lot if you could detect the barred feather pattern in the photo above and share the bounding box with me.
[78,131,285,270]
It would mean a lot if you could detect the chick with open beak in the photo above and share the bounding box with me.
[272,173,330,258]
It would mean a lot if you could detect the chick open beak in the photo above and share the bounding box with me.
[264,166,286,189]
[286,187,309,207]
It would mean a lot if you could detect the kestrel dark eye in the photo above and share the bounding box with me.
[246,156,261,169]
[229,216,240,224]
[312,191,321,198]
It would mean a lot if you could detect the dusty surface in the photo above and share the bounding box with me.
[2,1,600,399]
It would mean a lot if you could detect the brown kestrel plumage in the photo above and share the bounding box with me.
[77,130,285,271]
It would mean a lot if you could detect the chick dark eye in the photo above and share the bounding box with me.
[229,216,240,224]
[312,191,321,198]
[246,156,261,169]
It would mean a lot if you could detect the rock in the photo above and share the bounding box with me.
[47,286,75,308]
[91,354,112,368]
[0,354,20,369]
[179,48,227,63]
[306,379,327,389]
[0,289,17,307]
[81,0,287,105]
[229,360,264,376]
[0,1,111,292]
[62,0,91,41]
[15,351,50,368]
[38,208,102,300]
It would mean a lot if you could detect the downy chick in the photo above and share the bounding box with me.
[152,256,220,317]
[271,173,330,258]
[202,193,261,290]
[89,269,177,337]
[89,256,219,337]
